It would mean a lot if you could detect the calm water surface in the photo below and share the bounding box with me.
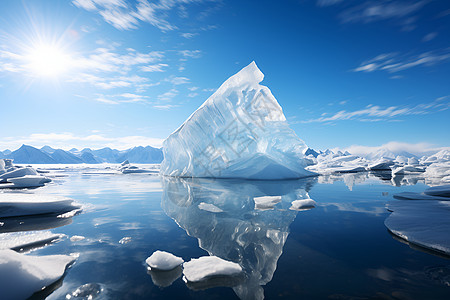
[9,167,450,299]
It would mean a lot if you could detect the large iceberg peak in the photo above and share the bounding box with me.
[161,61,315,180]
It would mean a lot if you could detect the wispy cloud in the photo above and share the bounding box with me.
[353,49,450,73]
[1,132,164,150]
[157,88,178,102]
[166,76,190,85]
[303,96,450,123]
[94,92,150,104]
[140,63,168,72]
[73,0,218,31]
[339,0,428,29]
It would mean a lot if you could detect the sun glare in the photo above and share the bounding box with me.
[26,44,72,77]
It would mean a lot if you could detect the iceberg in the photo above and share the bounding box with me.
[161,62,315,180]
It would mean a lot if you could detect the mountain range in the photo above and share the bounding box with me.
[0,145,163,164]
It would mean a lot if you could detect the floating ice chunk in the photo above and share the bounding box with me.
[161,62,315,180]
[198,202,224,213]
[0,231,63,251]
[7,175,51,188]
[424,185,450,198]
[423,162,450,185]
[385,200,450,255]
[183,256,242,282]
[254,195,281,210]
[0,167,38,183]
[0,193,81,217]
[289,199,316,211]
[146,250,184,271]
[0,249,75,299]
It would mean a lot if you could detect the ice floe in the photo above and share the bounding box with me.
[0,231,64,251]
[254,195,282,210]
[0,249,76,299]
[161,62,315,180]
[289,199,316,211]
[146,250,184,271]
[385,200,450,256]
[183,256,242,282]
[0,193,81,217]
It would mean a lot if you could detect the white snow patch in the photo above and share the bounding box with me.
[146,250,184,271]
[183,256,242,282]
[254,196,281,210]
[290,199,316,211]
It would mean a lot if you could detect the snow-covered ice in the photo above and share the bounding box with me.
[0,231,64,251]
[254,196,282,210]
[161,62,315,180]
[7,175,50,187]
[146,250,184,271]
[289,199,316,211]
[385,200,450,255]
[0,167,38,182]
[183,256,242,282]
[0,249,75,299]
[0,193,81,217]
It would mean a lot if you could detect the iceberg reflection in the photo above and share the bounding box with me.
[161,176,317,300]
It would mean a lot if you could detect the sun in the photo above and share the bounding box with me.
[26,44,72,77]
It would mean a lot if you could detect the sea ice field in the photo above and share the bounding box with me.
[1,163,450,300]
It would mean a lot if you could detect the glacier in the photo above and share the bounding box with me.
[160,61,315,180]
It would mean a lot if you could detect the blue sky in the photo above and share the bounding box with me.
[0,0,449,153]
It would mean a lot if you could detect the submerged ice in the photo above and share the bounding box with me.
[161,62,315,180]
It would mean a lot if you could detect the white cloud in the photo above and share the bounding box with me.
[140,63,168,72]
[181,32,199,39]
[166,76,190,85]
[179,50,202,58]
[353,49,450,73]
[303,96,450,123]
[188,92,198,98]
[73,0,216,32]
[157,88,178,101]
[339,1,428,25]
[422,32,438,42]
[1,132,164,150]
